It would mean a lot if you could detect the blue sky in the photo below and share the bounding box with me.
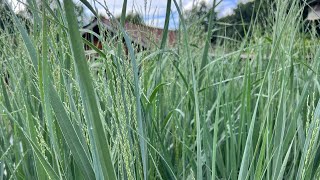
[82,0,250,29]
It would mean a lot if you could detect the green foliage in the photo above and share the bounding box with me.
[1,0,320,179]
[116,13,144,25]
[186,1,217,31]
[185,1,218,43]
[217,0,320,41]
[0,0,14,33]
[217,0,272,41]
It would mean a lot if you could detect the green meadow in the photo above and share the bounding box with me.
[1,0,320,179]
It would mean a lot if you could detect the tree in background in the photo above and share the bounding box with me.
[186,1,216,31]
[216,0,320,41]
[185,1,218,43]
[116,13,144,25]
[184,0,273,44]
[217,0,272,41]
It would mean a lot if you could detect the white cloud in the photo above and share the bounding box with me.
[182,0,239,18]
[183,0,214,11]
[219,6,235,17]
[7,0,26,12]
[216,0,237,18]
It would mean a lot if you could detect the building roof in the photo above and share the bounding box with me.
[307,4,320,21]
[82,17,177,49]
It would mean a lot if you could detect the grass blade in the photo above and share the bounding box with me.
[63,1,116,179]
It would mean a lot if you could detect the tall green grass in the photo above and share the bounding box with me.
[1,0,320,179]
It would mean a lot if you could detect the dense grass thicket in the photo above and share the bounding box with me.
[1,0,320,179]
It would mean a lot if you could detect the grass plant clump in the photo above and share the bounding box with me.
[1,0,320,179]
